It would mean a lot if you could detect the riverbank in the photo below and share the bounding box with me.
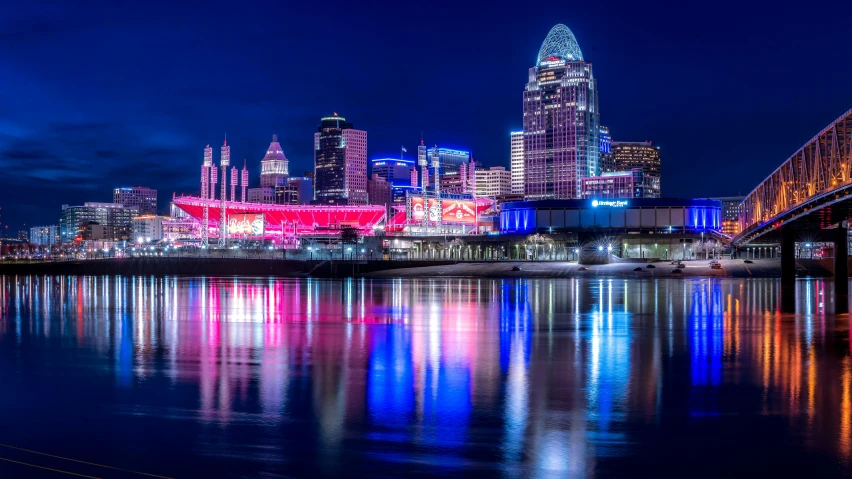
[364,258,836,279]
[0,257,838,279]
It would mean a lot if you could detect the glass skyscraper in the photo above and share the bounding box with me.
[523,24,600,199]
[313,114,368,205]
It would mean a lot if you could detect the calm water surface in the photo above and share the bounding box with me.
[0,276,850,478]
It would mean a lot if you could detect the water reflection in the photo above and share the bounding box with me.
[0,276,850,477]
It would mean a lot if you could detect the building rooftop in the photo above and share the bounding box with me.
[537,24,584,64]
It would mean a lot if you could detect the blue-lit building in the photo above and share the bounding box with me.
[371,157,417,208]
[501,198,722,260]
[427,147,470,179]
[501,198,721,234]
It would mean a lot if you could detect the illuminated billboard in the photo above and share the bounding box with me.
[228,213,265,235]
[427,199,441,222]
[441,200,477,224]
[410,197,442,223]
[411,197,425,221]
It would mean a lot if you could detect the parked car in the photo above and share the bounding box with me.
[634,267,644,272]
[711,263,723,270]
[646,264,656,268]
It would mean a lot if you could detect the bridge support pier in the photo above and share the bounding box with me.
[780,227,796,313]
[834,226,849,314]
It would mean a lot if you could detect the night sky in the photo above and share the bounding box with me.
[2,0,852,232]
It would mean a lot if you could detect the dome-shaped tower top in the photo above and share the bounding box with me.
[536,24,584,64]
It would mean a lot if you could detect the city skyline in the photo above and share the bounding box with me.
[3,1,852,230]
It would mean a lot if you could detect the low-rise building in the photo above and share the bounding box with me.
[131,215,166,243]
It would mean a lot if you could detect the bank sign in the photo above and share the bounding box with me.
[591,199,628,208]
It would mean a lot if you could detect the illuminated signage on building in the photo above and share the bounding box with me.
[441,200,477,225]
[539,55,566,67]
[228,213,265,235]
[591,199,628,208]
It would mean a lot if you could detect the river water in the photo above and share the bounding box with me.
[0,275,850,478]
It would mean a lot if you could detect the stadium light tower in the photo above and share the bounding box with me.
[218,138,230,247]
[201,144,213,248]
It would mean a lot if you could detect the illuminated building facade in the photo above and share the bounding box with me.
[580,169,660,199]
[426,147,470,183]
[247,188,275,204]
[501,198,721,234]
[371,158,415,186]
[612,141,661,188]
[113,186,157,215]
[30,225,59,245]
[709,196,744,236]
[314,114,368,205]
[259,134,289,188]
[476,166,512,197]
[523,24,600,200]
[131,215,166,242]
[510,131,524,194]
[274,177,313,205]
[599,126,615,173]
[60,202,139,242]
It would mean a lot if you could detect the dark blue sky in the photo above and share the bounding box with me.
[3,0,852,231]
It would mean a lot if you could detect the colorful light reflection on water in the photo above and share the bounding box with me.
[0,276,850,478]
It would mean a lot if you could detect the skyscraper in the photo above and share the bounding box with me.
[599,126,615,173]
[260,134,289,188]
[313,114,368,205]
[523,24,600,199]
[510,131,524,194]
[612,141,662,184]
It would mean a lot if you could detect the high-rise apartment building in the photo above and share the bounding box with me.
[259,134,289,188]
[510,131,524,195]
[612,141,661,186]
[30,225,59,245]
[476,166,512,197]
[113,186,157,215]
[313,114,367,205]
[523,24,600,200]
